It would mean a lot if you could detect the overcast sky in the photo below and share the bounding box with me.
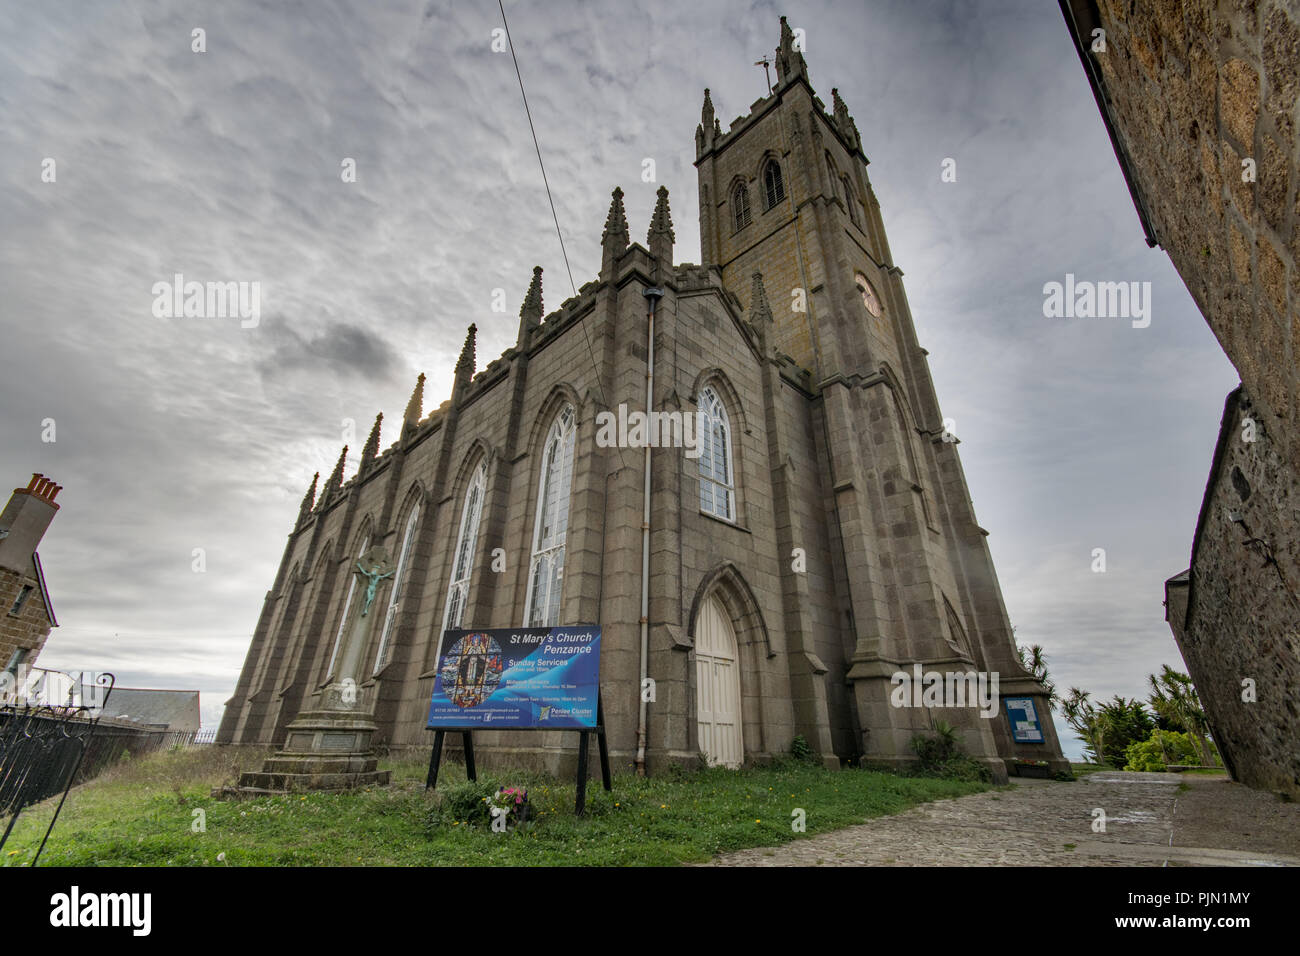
[1,1,1238,758]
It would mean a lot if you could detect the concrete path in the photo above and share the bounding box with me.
[704,772,1300,866]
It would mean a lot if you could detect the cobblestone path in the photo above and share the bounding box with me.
[703,772,1300,866]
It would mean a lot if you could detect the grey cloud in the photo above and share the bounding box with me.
[254,318,399,381]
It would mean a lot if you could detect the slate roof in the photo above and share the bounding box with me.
[99,687,201,732]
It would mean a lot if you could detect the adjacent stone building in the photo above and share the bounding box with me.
[0,473,61,680]
[1165,386,1300,796]
[1061,1,1300,795]
[98,688,202,733]
[219,19,1068,779]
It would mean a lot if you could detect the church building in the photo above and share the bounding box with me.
[218,19,1068,780]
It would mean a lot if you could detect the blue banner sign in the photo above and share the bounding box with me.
[426,626,601,729]
[1004,696,1044,743]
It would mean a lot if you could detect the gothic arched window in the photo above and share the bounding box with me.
[524,404,576,627]
[698,386,735,521]
[825,153,839,198]
[443,460,487,633]
[325,534,370,680]
[732,183,752,231]
[762,160,785,209]
[843,177,860,227]
[374,502,420,672]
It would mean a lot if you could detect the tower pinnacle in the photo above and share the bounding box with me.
[296,472,319,526]
[696,88,722,155]
[360,413,383,471]
[647,186,674,264]
[402,373,425,434]
[517,266,544,348]
[319,445,348,508]
[831,87,862,150]
[454,325,480,400]
[601,188,629,276]
[775,15,808,86]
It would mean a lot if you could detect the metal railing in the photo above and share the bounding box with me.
[1,665,218,863]
[0,673,115,863]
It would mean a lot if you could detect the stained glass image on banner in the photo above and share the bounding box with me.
[427,625,600,728]
[440,632,504,708]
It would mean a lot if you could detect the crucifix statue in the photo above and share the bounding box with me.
[358,554,396,617]
[325,546,396,708]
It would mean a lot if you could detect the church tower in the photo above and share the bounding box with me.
[697,17,904,381]
[696,18,1067,771]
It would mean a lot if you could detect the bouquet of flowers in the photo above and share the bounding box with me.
[486,786,530,826]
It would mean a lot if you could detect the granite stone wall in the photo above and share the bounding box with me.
[1167,388,1300,798]
[1067,0,1300,796]
[1087,0,1299,461]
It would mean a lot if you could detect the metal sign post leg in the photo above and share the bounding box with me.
[575,729,590,816]
[596,693,612,791]
[425,730,445,790]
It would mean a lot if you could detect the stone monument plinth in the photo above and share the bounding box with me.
[233,547,396,795]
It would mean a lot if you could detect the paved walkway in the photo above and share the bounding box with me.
[704,772,1300,866]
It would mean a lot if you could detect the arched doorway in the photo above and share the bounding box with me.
[695,595,743,768]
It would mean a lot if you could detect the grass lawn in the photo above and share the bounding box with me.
[3,746,987,866]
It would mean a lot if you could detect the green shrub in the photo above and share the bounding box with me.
[906,721,992,783]
[1123,729,1199,772]
[426,776,497,829]
[910,720,960,766]
[790,735,813,762]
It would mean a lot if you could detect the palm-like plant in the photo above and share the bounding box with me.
[1016,642,1058,707]
[1147,665,1216,767]
[1061,687,1104,764]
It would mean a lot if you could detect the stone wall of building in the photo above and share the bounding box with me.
[1063,0,1300,796]
[1166,387,1300,797]
[1,564,53,672]
[1083,0,1299,463]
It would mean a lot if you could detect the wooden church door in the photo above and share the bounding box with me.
[695,595,743,768]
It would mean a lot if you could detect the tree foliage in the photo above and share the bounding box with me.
[1146,665,1217,767]
[1061,689,1153,768]
[1015,642,1058,706]
[1061,666,1219,771]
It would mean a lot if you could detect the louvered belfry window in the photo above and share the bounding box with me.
[763,160,785,209]
[733,183,751,230]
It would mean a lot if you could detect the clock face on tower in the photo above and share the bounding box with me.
[855,272,882,317]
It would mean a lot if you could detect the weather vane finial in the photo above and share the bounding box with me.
[754,54,773,94]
